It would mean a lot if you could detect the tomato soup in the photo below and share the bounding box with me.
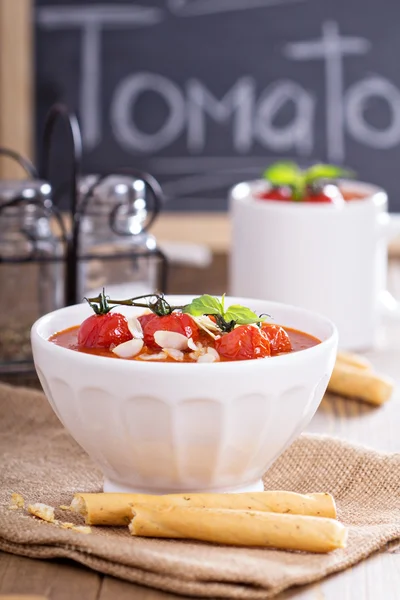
[257,186,366,204]
[49,293,322,363]
[49,323,320,363]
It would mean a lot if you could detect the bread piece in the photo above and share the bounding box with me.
[28,503,55,523]
[71,490,337,526]
[130,505,348,553]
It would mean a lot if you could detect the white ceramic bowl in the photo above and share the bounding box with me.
[31,296,338,494]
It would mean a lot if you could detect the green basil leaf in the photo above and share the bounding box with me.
[220,293,226,312]
[224,305,266,325]
[291,178,306,201]
[305,164,355,184]
[183,294,223,316]
[263,161,300,187]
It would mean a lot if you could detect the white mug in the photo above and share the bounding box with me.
[229,180,400,351]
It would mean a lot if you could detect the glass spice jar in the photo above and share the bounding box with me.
[76,175,165,302]
[0,180,64,372]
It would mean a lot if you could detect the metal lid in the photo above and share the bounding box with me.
[0,180,53,220]
[0,180,52,205]
[77,175,157,235]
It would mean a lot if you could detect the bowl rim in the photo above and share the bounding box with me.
[31,295,338,371]
[230,178,388,212]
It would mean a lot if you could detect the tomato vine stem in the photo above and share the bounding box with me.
[85,290,185,317]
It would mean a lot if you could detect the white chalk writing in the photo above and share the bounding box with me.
[36,6,400,163]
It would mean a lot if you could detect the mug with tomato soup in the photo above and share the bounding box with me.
[229,179,400,351]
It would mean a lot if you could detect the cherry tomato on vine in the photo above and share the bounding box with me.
[78,312,132,349]
[138,312,200,350]
[305,192,333,203]
[258,185,344,205]
[305,186,344,204]
[258,188,292,202]
[261,323,292,355]
[215,325,271,361]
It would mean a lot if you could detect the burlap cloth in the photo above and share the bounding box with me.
[1,383,400,599]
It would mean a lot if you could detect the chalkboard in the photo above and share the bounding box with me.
[36,0,400,212]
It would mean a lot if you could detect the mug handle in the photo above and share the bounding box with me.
[379,213,400,319]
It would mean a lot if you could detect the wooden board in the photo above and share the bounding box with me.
[152,212,400,260]
[0,0,33,179]
[153,212,230,253]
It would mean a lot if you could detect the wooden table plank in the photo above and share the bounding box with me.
[0,553,101,600]
[276,551,400,600]
[0,596,48,600]
[0,0,33,179]
[151,211,400,259]
[98,577,197,600]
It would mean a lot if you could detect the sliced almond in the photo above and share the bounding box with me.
[164,348,184,361]
[193,316,219,340]
[187,337,197,351]
[154,330,189,350]
[194,315,220,332]
[197,353,217,363]
[127,317,143,339]
[138,351,168,361]
[112,338,144,358]
[197,347,220,363]
[189,343,207,360]
[206,347,220,361]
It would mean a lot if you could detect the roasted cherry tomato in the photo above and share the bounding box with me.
[78,312,132,349]
[136,312,157,332]
[261,323,292,355]
[305,186,344,204]
[305,192,333,203]
[215,325,271,361]
[259,185,344,205]
[258,187,292,202]
[138,312,200,350]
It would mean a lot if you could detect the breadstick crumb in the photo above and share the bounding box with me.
[9,492,25,510]
[59,521,92,534]
[28,503,55,523]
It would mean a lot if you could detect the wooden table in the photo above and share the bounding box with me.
[1,227,400,599]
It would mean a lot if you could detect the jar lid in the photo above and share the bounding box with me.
[77,175,154,234]
[0,180,53,217]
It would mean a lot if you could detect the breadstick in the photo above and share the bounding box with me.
[71,490,336,526]
[129,505,347,553]
[71,493,150,525]
[328,362,394,406]
[336,351,372,371]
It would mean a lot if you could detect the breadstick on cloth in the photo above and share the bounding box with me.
[328,362,394,406]
[129,505,347,553]
[336,351,372,371]
[71,490,337,526]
